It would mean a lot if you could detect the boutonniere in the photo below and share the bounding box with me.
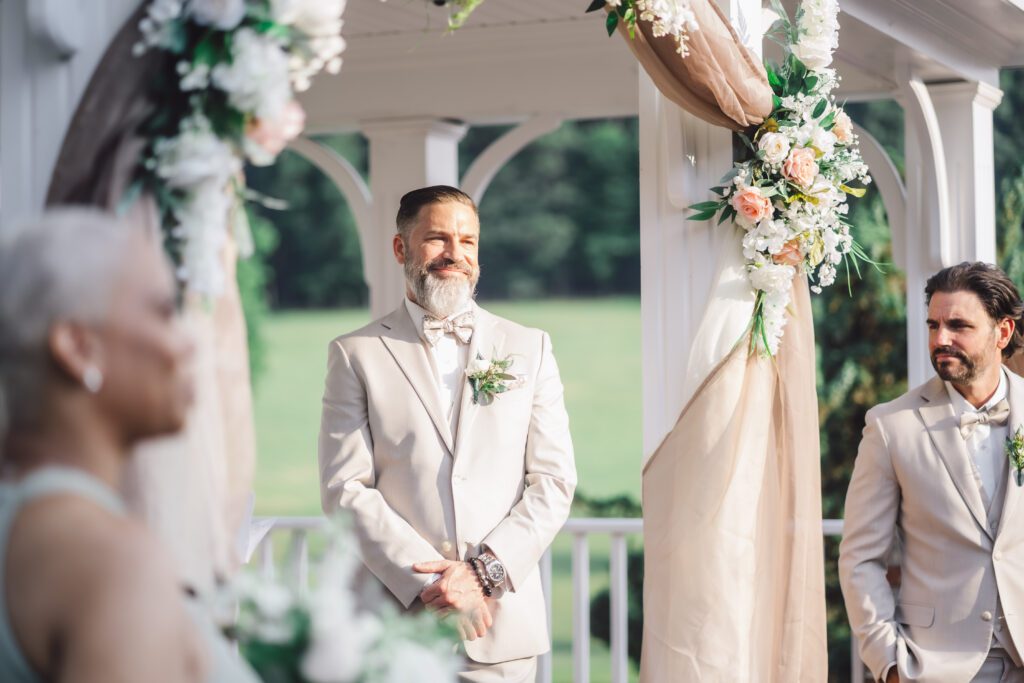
[1007,426,1024,486]
[466,353,522,405]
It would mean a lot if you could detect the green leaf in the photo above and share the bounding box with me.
[811,98,828,119]
[719,167,741,184]
[765,63,783,92]
[690,200,723,211]
[772,94,782,110]
[606,11,618,36]
[717,204,736,226]
[804,74,818,91]
[690,209,719,222]
[585,0,605,12]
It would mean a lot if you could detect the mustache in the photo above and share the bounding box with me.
[424,257,473,276]
[932,346,968,362]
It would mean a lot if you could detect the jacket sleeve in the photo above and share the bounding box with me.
[838,408,901,681]
[481,331,577,590]
[318,339,443,608]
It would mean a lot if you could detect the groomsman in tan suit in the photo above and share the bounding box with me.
[318,185,576,682]
[840,262,1024,683]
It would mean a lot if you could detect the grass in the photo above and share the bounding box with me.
[252,297,643,682]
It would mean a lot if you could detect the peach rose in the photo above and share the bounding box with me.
[773,238,804,266]
[731,186,774,225]
[782,147,819,188]
[833,111,853,144]
[245,100,306,164]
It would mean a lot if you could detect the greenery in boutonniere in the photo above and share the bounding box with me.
[466,354,519,405]
[1007,426,1024,486]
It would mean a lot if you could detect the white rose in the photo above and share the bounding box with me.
[272,0,345,37]
[748,263,795,295]
[211,28,292,121]
[468,357,491,375]
[758,132,791,165]
[810,126,836,156]
[188,0,246,30]
[155,119,240,189]
[793,35,834,70]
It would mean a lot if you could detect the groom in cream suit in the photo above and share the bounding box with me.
[318,186,576,681]
[840,262,1024,683]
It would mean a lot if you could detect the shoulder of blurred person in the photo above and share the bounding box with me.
[6,489,206,683]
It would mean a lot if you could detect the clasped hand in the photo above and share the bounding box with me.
[414,560,493,641]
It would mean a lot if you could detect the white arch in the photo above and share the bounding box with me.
[851,121,907,269]
[286,135,375,286]
[461,115,563,205]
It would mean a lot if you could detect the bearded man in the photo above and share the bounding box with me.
[317,185,576,681]
[840,262,1024,682]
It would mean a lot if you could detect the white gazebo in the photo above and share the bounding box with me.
[3,0,1024,680]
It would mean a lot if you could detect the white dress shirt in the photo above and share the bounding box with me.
[404,298,472,432]
[946,368,1010,501]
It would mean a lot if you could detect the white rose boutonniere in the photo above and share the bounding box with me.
[1007,425,1024,487]
[466,353,523,405]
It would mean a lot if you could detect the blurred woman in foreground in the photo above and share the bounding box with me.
[0,208,257,682]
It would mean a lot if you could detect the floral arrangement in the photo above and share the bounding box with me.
[467,354,522,405]
[225,522,460,683]
[129,0,346,297]
[688,0,872,355]
[1007,425,1024,487]
[588,0,699,57]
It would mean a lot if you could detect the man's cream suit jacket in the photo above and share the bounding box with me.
[839,371,1024,682]
[318,302,577,664]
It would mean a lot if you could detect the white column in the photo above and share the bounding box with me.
[360,118,467,319]
[901,79,1002,388]
[639,0,763,459]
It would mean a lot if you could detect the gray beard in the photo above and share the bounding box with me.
[406,263,476,318]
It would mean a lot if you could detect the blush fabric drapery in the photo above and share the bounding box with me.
[44,3,256,595]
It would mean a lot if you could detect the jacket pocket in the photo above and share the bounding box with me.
[896,601,935,627]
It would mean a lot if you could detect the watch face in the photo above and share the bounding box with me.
[486,561,505,584]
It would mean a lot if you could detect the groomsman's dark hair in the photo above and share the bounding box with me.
[396,185,478,240]
[926,262,1024,359]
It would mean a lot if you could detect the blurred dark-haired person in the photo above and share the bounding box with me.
[0,209,257,683]
[318,185,576,681]
[840,262,1024,683]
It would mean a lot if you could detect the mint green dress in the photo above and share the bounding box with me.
[0,467,260,683]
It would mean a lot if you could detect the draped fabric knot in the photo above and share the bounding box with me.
[960,399,1011,439]
[422,310,475,346]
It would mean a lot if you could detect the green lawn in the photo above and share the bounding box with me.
[252,297,642,682]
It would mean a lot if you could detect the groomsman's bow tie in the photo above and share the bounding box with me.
[960,399,1011,439]
[422,311,475,346]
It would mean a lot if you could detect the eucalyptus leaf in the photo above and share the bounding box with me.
[606,11,618,36]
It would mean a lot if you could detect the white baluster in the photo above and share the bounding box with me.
[260,536,275,579]
[289,530,310,592]
[610,534,629,683]
[572,533,591,683]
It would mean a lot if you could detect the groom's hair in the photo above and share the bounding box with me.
[396,186,477,240]
[926,262,1024,359]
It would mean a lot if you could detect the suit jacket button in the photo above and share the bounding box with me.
[994,551,1003,561]
[982,611,994,622]
[441,541,453,554]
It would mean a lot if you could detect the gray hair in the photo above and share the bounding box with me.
[0,208,135,440]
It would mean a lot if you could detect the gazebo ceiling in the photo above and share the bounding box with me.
[300,0,1024,133]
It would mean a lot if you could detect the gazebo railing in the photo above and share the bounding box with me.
[250,516,861,683]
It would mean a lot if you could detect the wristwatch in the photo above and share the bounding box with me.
[478,551,506,589]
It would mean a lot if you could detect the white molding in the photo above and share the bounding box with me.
[27,0,87,58]
[902,75,952,269]
[286,136,375,287]
[460,115,563,205]
[851,122,907,269]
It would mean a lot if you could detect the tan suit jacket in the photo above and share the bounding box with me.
[839,371,1024,682]
[318,302,576,664]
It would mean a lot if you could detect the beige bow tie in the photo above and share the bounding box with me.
[959,399,1011,439]
[422,310,475,346]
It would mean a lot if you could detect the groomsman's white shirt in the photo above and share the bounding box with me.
[946,368,1010,500]
[404,298,471,432]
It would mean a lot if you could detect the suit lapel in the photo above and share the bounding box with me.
[996,368,1024,541]
[918,377,993,539]
[453,306,506,461]
[378,306,455,454]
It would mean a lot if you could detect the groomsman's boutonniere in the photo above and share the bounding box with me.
[467,354,522,405]
[1007,426,1024,486]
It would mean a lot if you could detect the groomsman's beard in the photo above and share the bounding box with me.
[405,256,479,318]
[931,345,982,384]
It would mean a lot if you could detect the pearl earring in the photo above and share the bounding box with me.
[82,366,104,394]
